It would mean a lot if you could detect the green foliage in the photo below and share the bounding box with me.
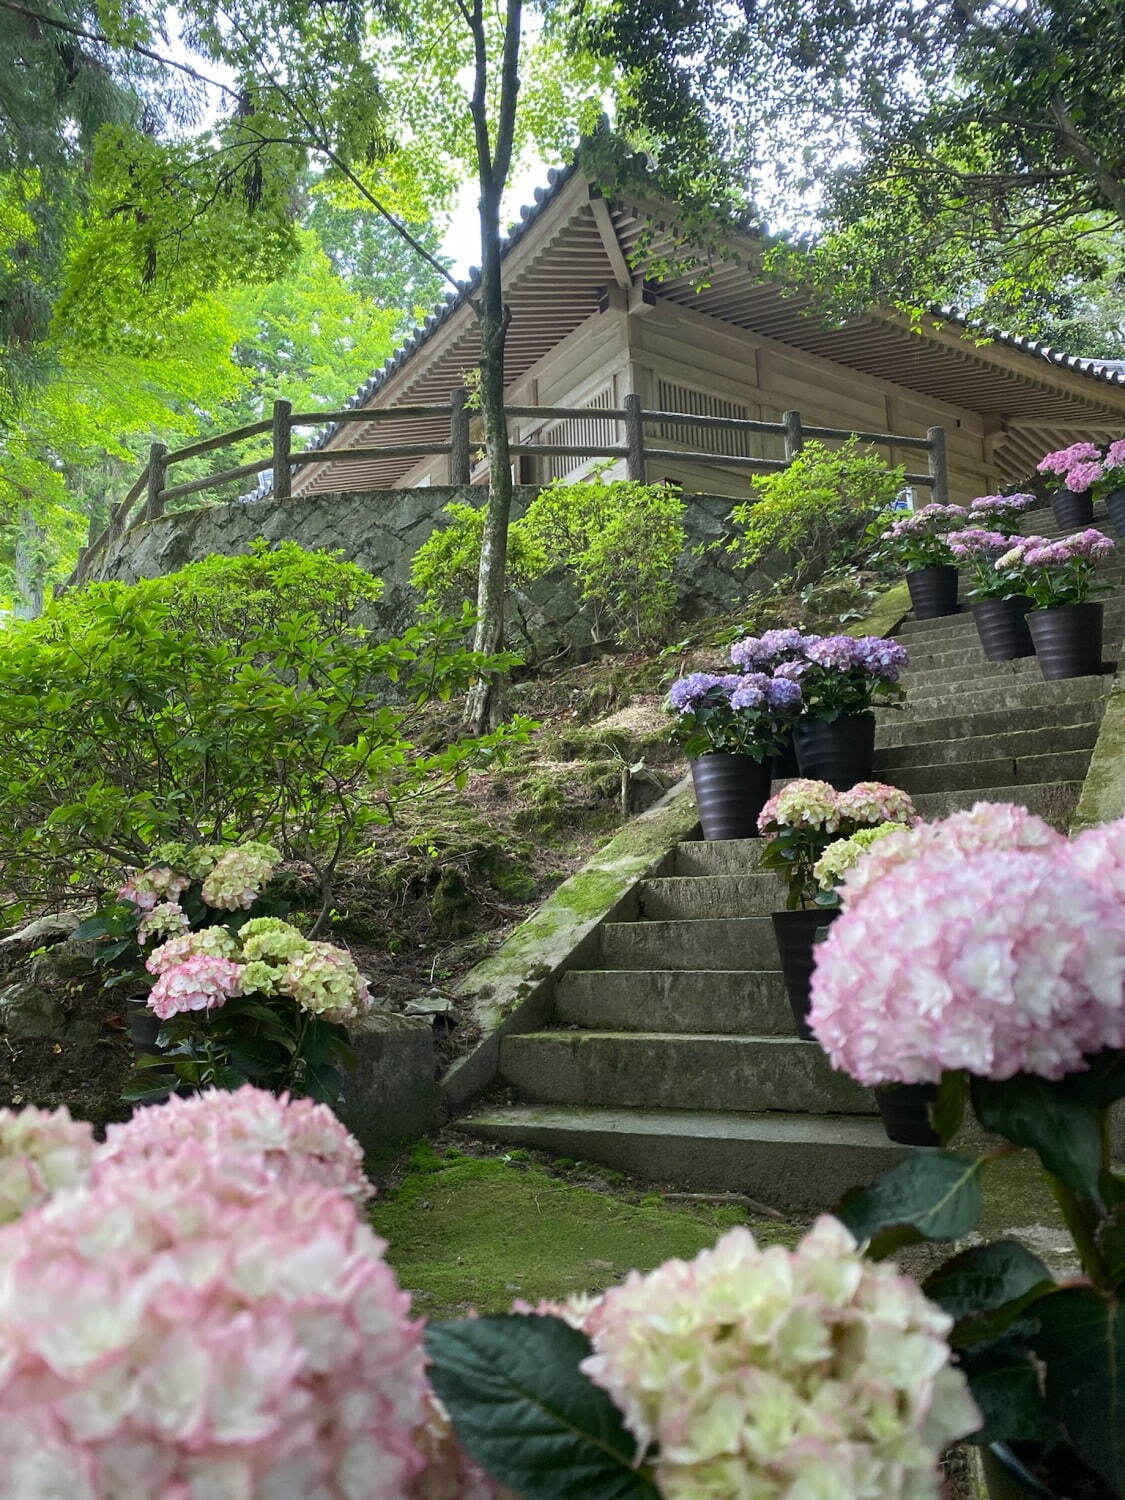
[410,502,547,617]
[835,1150,985,1259]
[728,440,905,585]
[520,473,687,644]
[0,547,530,920]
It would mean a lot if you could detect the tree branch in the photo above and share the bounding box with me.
[1048,94,1125,227]
[492,0,523,189]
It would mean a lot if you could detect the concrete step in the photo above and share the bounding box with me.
[888,748,1091,795]
[884,674,1111,721]
[637,874,785,920]
[673,838,765,876]
[908,781,1083,828]
[897,600,1125,647]
[599,917,778,970]
[498,1031,874,1114]
[874,719,1100,770]
[555,969,793,1035]
[876,698,1107,749]
[457,1105,907,1210]
[901,657,1041,692]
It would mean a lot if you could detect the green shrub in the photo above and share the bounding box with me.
[0,546,530,924]
[410,503,547,616]
[728,438,905,584]
[520,473,687,644]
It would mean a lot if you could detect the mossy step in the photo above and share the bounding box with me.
[673,838,766,876]
[874,719,1100,769]
[498,1031,874,1114]
[555,969,793,1035]
[599,916,779,970]
[876,698,1108,749]
[456,1106,907,1210]
[888,748,1092,795]
[637,874,786,920]
[883,674,1111,720]
[908,781,1083,829]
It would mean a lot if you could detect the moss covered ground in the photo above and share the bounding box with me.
[370,1143,802,1319]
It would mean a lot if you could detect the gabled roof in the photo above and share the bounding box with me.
[289,164,1125,495]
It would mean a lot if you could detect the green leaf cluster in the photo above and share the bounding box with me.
[728,439,905,586]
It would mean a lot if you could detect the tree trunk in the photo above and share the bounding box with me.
[13,507,47,619]
[464,183,514,733]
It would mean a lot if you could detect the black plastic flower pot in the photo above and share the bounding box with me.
[970,596,1035,661]
[1052,487,1094,529]
[981,1441,1114,1499]
[1026,602,1104,680]
[769,729,800,779]
[906,564,959,620]
[690,752,773,841]
[793,714,876,791]
[770,908,838,1039]
[126,996,161,1054]
[1105,488,1125,538]
[874,1083,939,1146]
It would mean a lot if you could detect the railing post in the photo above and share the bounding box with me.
[624,393,646,481]
[450,387,471,485]
[927,426,949,505]
[272,398,292,499]
[783,409,804,461]
[145,443,168,523]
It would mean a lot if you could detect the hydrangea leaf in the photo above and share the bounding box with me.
[425,1315,659,1499]
[922,1241,1055,1344]
[835,1150,983,1258]
[1033,1287,1125,1494]
[970,1074,1102,1202]
[956,1332,1047,1447]
[932,1069,967,1145]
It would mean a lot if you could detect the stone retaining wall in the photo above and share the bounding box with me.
[87,485,761,651]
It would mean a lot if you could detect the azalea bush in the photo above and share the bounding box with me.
[995,528,1115,608]
[807,804,1125,1496]
[867,501,968,572]
[664,667,803,759]
[757,778,917,908]
[0,550,529,924]
[79,842,370,1102]
[728,437,905,585]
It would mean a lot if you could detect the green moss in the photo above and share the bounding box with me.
[371,1149,800,1317]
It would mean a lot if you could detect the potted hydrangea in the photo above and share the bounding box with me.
[994,528,1115,679]
[790,633,909,787]
[730,627,810,775]
[869,501,969,618]
[948,527,1036,661]
[758,779,915,1034]
[965,493,1037,529]
[1096,438,1125,536]
[1036,441,1104,528]
[807,804,1125,1498]
[665,667,803,840]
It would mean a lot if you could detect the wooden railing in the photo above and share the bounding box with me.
[69,394,949,585]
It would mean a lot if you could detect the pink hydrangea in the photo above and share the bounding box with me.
[1063,817,1125,905]
[758,778,842,834]
[146,925,239,974]
[136,900,189,945]
[1037,441,1102,475]
[1106,438,1125,471]
[147,954,244,1020]
[0,1105,95,1224]
[97,1085,374,1204]
[810,846,1125,1083]
[201,841,281,910]
[0,1146,429,1498]
[579,1219,978,1499]
[837,802,1062,908]
[836,781,916,825]
[1064,460,1105,492]
[117,864,189,912]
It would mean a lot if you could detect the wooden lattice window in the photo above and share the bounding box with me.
[654,379,752,458]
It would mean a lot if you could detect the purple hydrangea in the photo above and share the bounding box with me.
[730,627,810,670]
[765,676,803,710]
[774,659,810,681]
[666,672,725,713]
[730,678,767,710]
[803,635,860,671]
[851,636,909,682]
[947,528,1011,560]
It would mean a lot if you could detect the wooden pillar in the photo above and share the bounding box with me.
[624,392,646,482]
[449,387,471,485]
[783,409,804,461]
[927,426,949,505]
[272,399,292,500]
[145,443,168,523]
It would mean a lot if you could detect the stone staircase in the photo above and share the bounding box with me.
[458,505,1123,1209]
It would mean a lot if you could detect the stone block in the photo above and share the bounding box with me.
[337,1010,437,1153]
[0,982,65,1038]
